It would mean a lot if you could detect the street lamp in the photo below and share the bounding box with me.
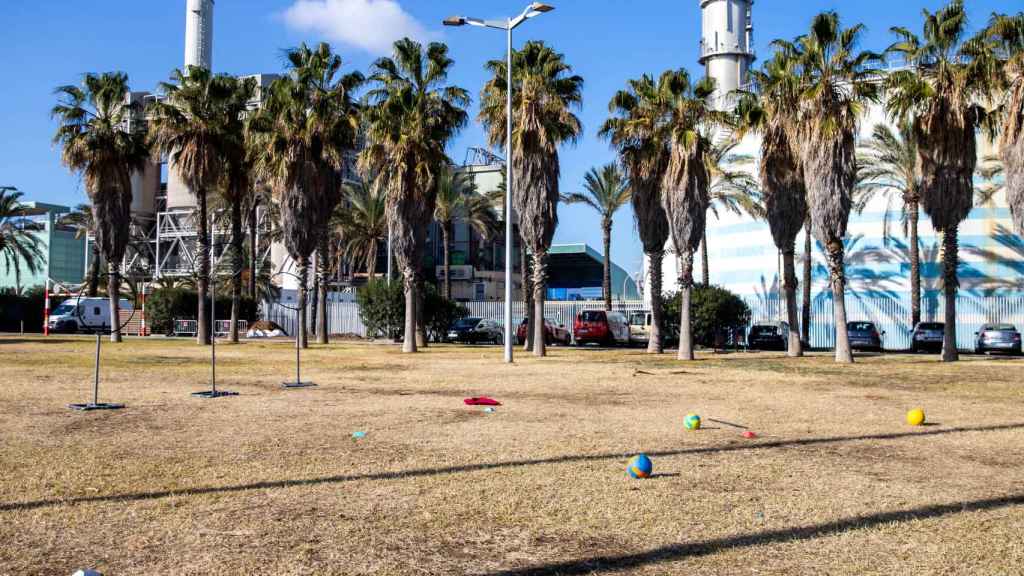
[444,2,555,364]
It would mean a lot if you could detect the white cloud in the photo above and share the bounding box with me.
[282,0,435,55]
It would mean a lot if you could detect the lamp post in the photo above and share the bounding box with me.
[444,2,554,364]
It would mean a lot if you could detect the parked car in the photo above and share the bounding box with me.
[747,322,789,351]
[628,311,651,346]
[574,310,630,346]
[974,323,1022,355]
[446,317,503,344]
[847,321,884,352]
[516,317,571,346]
[910,322,944,353]
[47,297,132,334]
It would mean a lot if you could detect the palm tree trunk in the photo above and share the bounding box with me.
[402,268,417,353]
[230,199,243,343]
[801,225,812,346]
[366,241,377,278]
[108,263,121,343]
[941,227,959,362]
[598,218,606,309]
[521,236,533,351]
[442,223,452,300]
[87,244,101,297]
[248,201,258,302]
[196,191,210,346]
[316,237,329,345]
[532,250,547,357]
[825,243,852,363]
[782,243,802,357]
[297,256,309,349]
[647,250,664,354]
[909,200,921,328]
[700,230,710,286]
[416,283,428,348]
[677,251,695,360]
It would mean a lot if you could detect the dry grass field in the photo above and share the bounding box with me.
[1,334,1023,575]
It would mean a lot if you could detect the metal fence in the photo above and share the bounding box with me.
[257,295,1024,350]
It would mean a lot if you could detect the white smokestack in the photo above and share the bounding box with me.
[184,0,214,70]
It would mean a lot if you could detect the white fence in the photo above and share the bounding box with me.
[258,295,1024,351]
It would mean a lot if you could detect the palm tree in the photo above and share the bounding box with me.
[658,69,729,360]
[886,0,994,361]
[58,204,102,296]
[736,47,808,357]
[479,41,583,357]
[601,74,672,354]
[52,72,149,342]
[361,38,469,353]
[488,167,535,350]
[561,163,631,310]
[790,12,882,363]
[0,188,44,292]
[434,166,498,299]
[703,136,763,285]
[250,43,364,349]
[984,12,1024,235]
[855,123,923,328]
[333,176,388,278]
[148,67,242,345]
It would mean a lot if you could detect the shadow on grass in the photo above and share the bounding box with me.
[486,492,1024,575]
[1,422,1022,513]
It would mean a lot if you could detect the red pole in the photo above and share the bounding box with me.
[43,279,50,336]
[141,285,147,337]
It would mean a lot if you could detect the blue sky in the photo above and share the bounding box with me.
[1,0,1008,276]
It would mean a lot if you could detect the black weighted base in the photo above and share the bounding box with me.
[191,390,239,398]
[69,403,125,411]
[282,381,317,389]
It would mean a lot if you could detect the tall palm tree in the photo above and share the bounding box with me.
[0,188,44,293]
[59,203,102,296]
[855,122,924,328]
[658,69,729,360]
[703,136,763,285]
[333,176,388,278]
[434,166,498,300]
[984,12,1024,236]
[52,72,149,342]
[601,74,671,354]
[790,12,882,363]
[736,47,808,357]
[361,38,469,353]
[887,0,994,361]
[479,41,583,357]
[562,163,631,311]
[250,43,364,349]
[149,67,241,345]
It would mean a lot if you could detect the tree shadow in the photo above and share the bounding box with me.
[486,492,1024,575]
[1,422,1021,514]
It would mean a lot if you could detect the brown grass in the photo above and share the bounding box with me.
[1,335,1023,575]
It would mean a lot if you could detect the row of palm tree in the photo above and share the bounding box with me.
[0,187,45,292]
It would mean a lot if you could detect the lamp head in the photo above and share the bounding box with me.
[443,16,466,26]
[529,3,555,12]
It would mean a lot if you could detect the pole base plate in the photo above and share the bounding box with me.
[282,381,317,389]
[69,403,125,411]
[191,390,239,398]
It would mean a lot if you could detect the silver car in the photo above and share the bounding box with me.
[974,323,1022,355]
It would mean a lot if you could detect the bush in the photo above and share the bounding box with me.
[356,279,468,341]
[663,284,751,348]
[146,287,257,335]
[0,287,69,333]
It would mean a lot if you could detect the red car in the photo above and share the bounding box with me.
[516,317,572,345]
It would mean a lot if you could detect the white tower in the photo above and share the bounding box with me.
[185,0,214,70]
[699,0,755,109]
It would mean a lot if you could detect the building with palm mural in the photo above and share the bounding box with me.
[650,0,1024,349]
[0,202,86,291]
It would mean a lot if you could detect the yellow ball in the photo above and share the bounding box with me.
[906,408,926,426]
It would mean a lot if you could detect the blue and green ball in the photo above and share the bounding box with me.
[684,413,702,431]
[627,454,653,479]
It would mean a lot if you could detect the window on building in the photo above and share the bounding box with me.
[727,0,733,33]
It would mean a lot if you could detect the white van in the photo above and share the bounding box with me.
[48,297,132,334]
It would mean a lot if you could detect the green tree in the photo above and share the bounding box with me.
[58,203,101,296]
[434,166,498,300]
[561,163,631,311]
[0,188,44,293]
[886,0,995,361]
[984,12,1024,236]
[479,41,583,357]
[250,43,364,348]
[333,176,388,278]
[601,74,672,354]
[361,38,469,353]
[703,136,763,285]
[52,72,149,342]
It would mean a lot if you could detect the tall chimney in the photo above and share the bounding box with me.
[184,0,214,70]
